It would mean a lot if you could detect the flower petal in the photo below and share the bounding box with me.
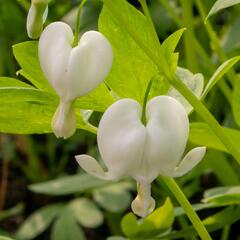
[39,22,73,99]
[67,31,113,99]
[75,154,114,180]
[98,99,146,179]
[144,96,189,178]
[174,147,206,177]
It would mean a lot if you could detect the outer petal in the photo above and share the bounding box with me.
[143,96,189,179]
[39,22,73,99]
[174,147,206,177]
[27,2,48,39]
[97,99,146,179]
[75,155,115,180]
[67,31,113,100]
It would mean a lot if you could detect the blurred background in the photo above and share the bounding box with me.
[0,0,240,239]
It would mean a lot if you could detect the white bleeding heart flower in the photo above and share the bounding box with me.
[27,0,49,39]
[39,22,113,138]
[75,96,206,217]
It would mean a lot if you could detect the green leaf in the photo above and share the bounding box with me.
[137,198,174,237]
[16,204,63,240]
[99,0,158,104]
[0,77,33,88]
[202,56,240,98]
[206,0,240,19]
[69,198,104,228]
[189,122,240,153]
[107,237,127,240]
[29,173,108,196]
[13,41,52,92]
[233,76,240,126]
[0,237,15,240]
[51,208,86,240]
[93,182,132,213]
[121,213,139,237]
[159,206,240,239]
[203,186,240,205]
[0,87,57,104]
[169,67,204,113]
[0,102,54,134]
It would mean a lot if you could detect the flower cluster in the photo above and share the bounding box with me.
[26,1,206,217]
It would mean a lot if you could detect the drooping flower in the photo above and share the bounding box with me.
[27,0,49,39]
[75,96,206,217]
[39,22,113,138]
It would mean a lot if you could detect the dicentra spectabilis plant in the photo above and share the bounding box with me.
[38,22,113,138]
[76,96,206,217]
[27,0,49,39]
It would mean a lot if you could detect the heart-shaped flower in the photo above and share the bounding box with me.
[39,22,113,138]
[76,96,206,217]
[27,0,48,39]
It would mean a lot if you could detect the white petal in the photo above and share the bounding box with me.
[39,22,73,99]
[39,24,113,101]
[144,96,189,178]
[98,99,146,179]
[75,155,115,180]
[51,100,76,139]
[67,31,113,99]
[174,147,206,177]
[27,3,48,39]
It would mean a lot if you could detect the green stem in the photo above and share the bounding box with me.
[103,0,240,165]
[72,0,87,47]
[142,78,154,125]
[161,176,212,240]
[221,225,230,240]
[180,0,198,72]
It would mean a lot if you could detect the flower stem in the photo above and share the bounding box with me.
[72,0,87,47]
[161,176,212,240]
[142,77,153,125]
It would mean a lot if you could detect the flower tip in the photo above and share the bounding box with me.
[51,101,76,139]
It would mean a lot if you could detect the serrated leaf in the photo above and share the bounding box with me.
[202,56,240,99]
[29,173,108,196]
[207,0,240,19]
[69,198,104,228]
[16,204,63,240]
[51,208,86,240]
[189,122,240,153]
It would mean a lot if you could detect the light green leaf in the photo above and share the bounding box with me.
[0,237,15,240]
[121,213,139,237]
[93,182,132,213]
[99,0,158,104]
[169,67,204,113]
[137,198,174,236]
[16,204,63,240]
[202,56,240,99]
[0,77,33,88]
[189,122,240,153]
[51,208,86,240]
[13,41,52,92]
[207,0,240,19]
[69,198,104,228]
[29,173,108,196]
[203,186,240,205]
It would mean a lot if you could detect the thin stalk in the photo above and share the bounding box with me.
[142,78,154,125]
[180,0,198,72]
[221,225,230,240]
[103,0,240,165]
[161,176,212,240]
[72,0,87,47]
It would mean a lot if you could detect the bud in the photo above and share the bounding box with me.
[27,0,48,39]
[39,22,113,138]
[76,96,206,217]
